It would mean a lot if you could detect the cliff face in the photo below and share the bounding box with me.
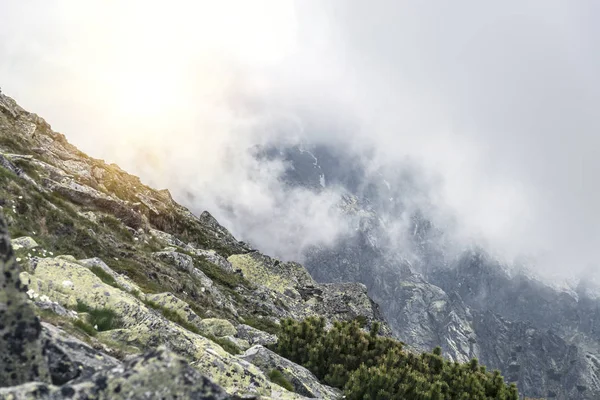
[268,144,600,400]
[0,93,389,399]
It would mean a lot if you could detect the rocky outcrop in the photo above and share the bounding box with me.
[0,214,50,386]
[229,253,391,335]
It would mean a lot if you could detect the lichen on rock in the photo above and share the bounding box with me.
[0,213,51,387]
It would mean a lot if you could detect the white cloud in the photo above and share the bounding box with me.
[1,1,599,278]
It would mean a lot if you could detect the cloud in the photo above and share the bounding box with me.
[1,1,599,278]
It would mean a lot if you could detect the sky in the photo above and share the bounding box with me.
[1,0,599,279]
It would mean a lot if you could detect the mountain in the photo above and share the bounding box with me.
[0,93,519,398]
[263,144,600,399]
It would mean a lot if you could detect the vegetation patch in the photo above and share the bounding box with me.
[194,256,247,289]
[268,369,295,392]
[89,266,120,288]
[76,301,124,332]
[273,317,519,400]
[73,319,98,337]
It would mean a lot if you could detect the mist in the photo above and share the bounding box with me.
[1,1,599,280]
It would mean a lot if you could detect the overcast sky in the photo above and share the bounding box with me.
[1,1,599,279]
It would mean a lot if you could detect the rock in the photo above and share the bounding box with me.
[0,214,51,386]
[149,228,187,248]
[240,345,341,399]
[11,236,39,250]
[41,322,120,385]
[199,318,237,337]
[235,324,278,347]
[0,347,242,399]
[34,300,72,317]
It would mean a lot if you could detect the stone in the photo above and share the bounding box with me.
[11,236,39,251]
[0,214,51,387]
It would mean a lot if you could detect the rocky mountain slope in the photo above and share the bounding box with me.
[263,144,600,400]
[0,93,392,399]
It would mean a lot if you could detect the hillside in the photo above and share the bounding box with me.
[0,92,516,399]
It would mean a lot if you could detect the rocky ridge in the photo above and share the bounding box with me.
[0,93,390,398]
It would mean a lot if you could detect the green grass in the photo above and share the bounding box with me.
[73,319,98,337]
[268,369,295,392]
[89,266,120,288]
[0,134,29,153]
[98,214,133,242]
[194,256,247,289]
[11,158,41,181]
[106,258,162,294]
[76,301,123,332]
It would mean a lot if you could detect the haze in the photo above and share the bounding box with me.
[1,0,599,280]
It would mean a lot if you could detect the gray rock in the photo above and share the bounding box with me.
[240,345,340,399]
[0,213,51,387]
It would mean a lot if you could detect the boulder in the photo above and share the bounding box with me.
[11,236,39,250]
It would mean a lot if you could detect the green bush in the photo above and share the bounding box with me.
[272,317,519,400]
[268,369,295,392]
